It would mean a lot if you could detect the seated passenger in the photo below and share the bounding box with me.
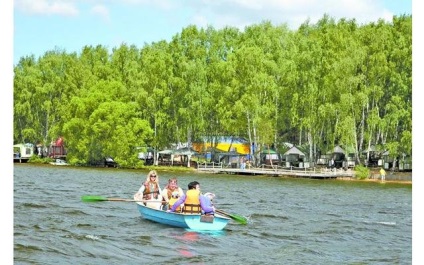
[162,178,184,211]
[200,192,216,215]
[134,170,163,209]
[168,181,215,215]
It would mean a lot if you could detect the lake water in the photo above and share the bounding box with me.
[13,164,412,264]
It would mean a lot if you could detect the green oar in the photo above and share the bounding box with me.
[81,195,164,203]
[216,209,248,225]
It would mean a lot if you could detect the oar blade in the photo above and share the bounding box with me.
[81,195,108,202]
[216,209,248,225]
[229,214,248,225]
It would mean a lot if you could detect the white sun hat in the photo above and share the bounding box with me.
[204,192,215,200]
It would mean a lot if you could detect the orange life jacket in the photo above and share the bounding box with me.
[143,182,160,200]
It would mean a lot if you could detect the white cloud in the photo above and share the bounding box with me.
[191,14,209,29]
[15,0,79,16]
[91,4,110,22]
[14,0,403,27]
[168,0,401,30]
[119,0,175,10]
[232,0,263,10]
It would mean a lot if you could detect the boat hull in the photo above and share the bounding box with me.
[136,202,229,231]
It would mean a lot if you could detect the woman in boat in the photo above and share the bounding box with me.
[162,178,184,211]
[168,181,215,215]
[134,170,163,209]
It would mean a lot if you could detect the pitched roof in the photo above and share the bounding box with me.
[260,148,279,154]
[158,149,174,154]
[333,145,345,153]
[158,148,199,156]
[283,146,305,156]
[362,145,382,153]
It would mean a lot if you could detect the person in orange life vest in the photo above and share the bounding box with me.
[168,181,215,214]
[162,178,184,211]
[134,170,163,209]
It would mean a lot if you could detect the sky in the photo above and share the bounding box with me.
[2,1,422,264]
[12,0,413,65]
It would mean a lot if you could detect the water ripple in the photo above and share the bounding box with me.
[13,164,412,264]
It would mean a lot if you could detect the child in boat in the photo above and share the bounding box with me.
[134,170,163,209]
[201,192,216,215]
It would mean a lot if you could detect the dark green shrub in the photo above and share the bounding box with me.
[354,165,370,180]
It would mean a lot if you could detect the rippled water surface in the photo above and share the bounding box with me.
[14,164,412,264]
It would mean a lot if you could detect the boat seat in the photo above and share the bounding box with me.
[183,204,201,214]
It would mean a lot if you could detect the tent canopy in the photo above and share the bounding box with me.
[260,149,279,154]
[158,148,199,156]
[283,146,305,157]
[158,149,174,155]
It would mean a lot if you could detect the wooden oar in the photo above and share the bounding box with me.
[216,209,248,225]
[81,195,163,203]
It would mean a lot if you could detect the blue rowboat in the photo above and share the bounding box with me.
[136,202,230,231]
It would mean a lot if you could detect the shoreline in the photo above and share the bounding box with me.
[15,162,413,184]
[338,168,412,184]
[337,176,412,185]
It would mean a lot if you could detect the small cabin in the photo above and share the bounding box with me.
[381,151,412,171]
[157,147,199,167]
[362,145,382,167]
[217,149,244,168]
[331,145,346,169]
[260,149,281,166]
[13,143,34,162]
[283,146,307,168]
[342,146,357,168]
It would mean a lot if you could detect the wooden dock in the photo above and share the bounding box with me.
[196,163,355,179]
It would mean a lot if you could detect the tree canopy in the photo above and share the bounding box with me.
[13,14,412,167]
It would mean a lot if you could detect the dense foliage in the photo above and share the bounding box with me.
[14,15,412,167]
